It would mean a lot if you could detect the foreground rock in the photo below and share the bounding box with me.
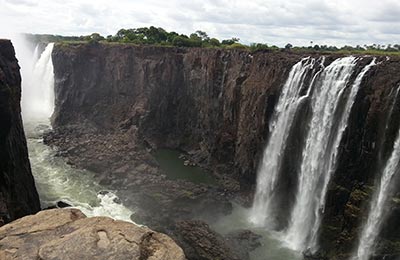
[0,39,40,226]
[0,208,186,260]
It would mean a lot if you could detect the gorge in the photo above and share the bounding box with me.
[46,42,400,259]
[1,38,400,260]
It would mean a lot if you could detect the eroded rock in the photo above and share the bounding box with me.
[0,208,186,260]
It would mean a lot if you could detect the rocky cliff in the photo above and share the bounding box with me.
[49,43,400,258]
[0,39,40,225]
[51,43,304,187]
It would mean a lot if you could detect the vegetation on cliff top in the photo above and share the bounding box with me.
[25,27,400,55]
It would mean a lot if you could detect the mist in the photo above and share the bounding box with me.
[10,35,55,122]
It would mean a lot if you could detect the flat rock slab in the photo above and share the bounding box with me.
[0,208,186,260]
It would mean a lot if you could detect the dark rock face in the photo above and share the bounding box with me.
[0,39,40,226]
[49,43,400,258]
[319,58,400,259]
[51,44,302,189]
[174,220,261,260]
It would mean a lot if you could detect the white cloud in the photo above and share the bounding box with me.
[0,0,399,46]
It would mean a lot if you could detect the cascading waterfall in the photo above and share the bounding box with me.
[354,88,400,260]
[21,43,55,120]
[284,58,376,252]
[16,41,136,223]
[250,56,376,253]
[250,57,324,228]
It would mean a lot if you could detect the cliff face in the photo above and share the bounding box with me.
[52,43,304,187]
[0,40,40,225]
[51,43,400,258]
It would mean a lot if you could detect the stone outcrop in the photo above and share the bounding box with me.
[174,220,261,260]
[0,208,186,260]
[0,39,40,226]
[48,43,400,258]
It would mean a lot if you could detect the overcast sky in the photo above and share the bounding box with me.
[1,0,399,47]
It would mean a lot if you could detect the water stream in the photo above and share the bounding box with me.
[17,41,135,223]
[154,149,217,185]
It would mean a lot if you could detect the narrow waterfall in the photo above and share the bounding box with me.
[21,43,55,120]
[15,41,136,223]
[250,56,376,253]
[250,57,324,228]
[354,90,400,260]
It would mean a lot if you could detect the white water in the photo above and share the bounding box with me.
[250,57,323,228]
[284,58,376,252]
[354,97,400,260]
[250,56,376,254]
[15,40,136,223]
[21,43,55,120]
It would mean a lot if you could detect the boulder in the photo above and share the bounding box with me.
[0,208,186,260]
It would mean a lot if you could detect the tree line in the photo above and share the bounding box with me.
[25,27,400,54]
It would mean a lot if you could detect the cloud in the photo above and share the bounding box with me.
[4,0,37,7]
[0,0,399,46]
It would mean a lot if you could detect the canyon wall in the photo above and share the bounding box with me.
[51,43,400,258]
[0,40,40,225]
[51,43,304,186]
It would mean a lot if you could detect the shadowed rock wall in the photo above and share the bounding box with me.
[0,39,40,226]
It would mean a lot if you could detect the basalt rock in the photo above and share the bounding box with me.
[50,43,303,189]
[0,39,40,226]
[174,221,261,260]
[48,43,400,258]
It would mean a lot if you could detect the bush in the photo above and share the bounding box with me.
[226,43,248,50]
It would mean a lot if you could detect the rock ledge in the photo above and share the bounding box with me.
[0,208,186,260]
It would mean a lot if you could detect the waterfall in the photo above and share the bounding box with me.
[250,57,324,228]
[21,43,55,121]
[354,90,400,260]
[14,40,137,224]
[250,56,376,253]
[284,58,376,252]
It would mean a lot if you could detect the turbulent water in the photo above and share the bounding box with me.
[17,41,135,223]
[250,56,376,254]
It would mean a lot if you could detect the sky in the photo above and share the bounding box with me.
[1,0,399,47]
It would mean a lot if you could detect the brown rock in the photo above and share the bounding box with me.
[0,208,186,260]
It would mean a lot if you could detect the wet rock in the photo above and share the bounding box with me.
[303,249,328,260]
[175,220,240,260]
[0,208,186,260]
[225,230,262,259]
[56,201,71,208]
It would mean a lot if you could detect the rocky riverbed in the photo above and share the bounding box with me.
[43,124,261,259]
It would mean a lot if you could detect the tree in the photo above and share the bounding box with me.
[90,33,104,42]
[285,43,293,50]
[209,38,221,47]
[195,30,210,42]
[221,37,239,45]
